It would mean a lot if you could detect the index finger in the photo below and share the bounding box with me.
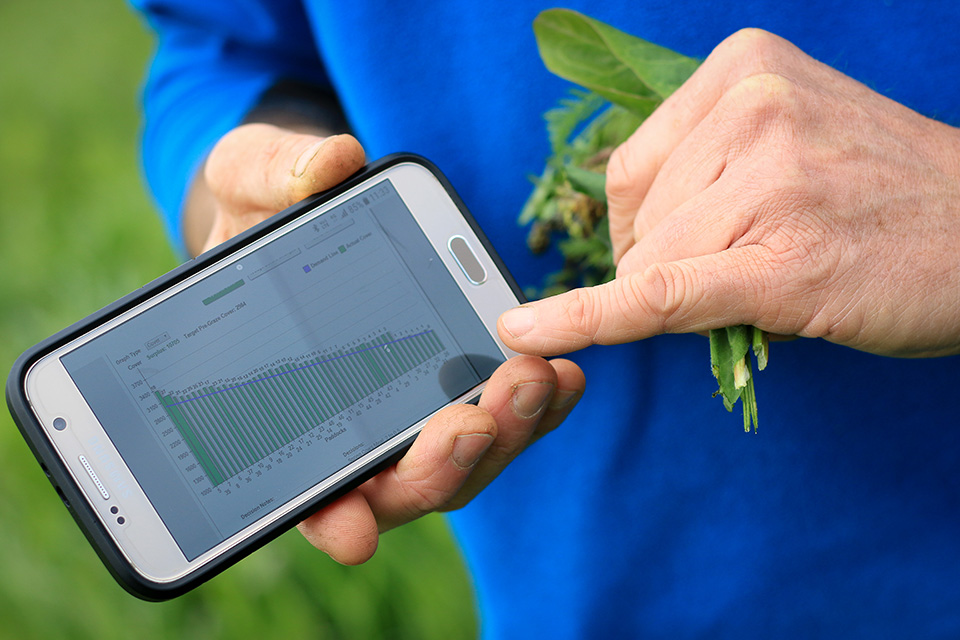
[497,248,771,356]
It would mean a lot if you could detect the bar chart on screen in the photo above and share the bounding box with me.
[153,327,445,486]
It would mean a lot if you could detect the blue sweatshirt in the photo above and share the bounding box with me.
[133,1,960,637]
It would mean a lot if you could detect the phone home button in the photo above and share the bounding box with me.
[448,236,487,285]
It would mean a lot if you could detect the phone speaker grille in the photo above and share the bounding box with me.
[78,455,110,500]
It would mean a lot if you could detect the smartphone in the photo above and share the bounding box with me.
[6,154,523,600]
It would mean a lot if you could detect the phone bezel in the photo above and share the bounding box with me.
[6,154,524,600]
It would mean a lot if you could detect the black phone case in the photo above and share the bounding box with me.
[5,153,524,601]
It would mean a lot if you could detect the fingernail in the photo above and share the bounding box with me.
[548,389,578,410]
[452,433,494,470]
[500,306,536,339]
[293,138,330,177]
[512,381,554,419]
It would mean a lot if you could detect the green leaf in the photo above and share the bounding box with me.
[558,235,609,261]
[739,361,759,433]
[519,166,561,225]
[725,324,751,389]
[545,90,607,157]
[752,325,769,370]
[587,105,644,151]
[564,164,607,202]
[710,325,762,432]
[726,325,751,362]
[709,328,741,411]
[533,9,700,117]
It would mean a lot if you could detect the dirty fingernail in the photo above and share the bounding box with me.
[512,381,554,419]
[452,433,494,470]
[293,138,330,177]
[500,306,537,339]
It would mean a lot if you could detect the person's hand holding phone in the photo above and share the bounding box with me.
[197,124,585,564]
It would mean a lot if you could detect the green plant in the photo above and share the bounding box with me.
[522,9,768,431]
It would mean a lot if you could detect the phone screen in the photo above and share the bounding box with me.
[58,178,504,561]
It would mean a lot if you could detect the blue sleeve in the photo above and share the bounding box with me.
[131,0,329,254]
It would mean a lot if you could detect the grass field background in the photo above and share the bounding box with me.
[0,2,476,637]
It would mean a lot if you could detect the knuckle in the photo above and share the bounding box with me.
[401,475,454,517]
[706,28,804,116]
[205,123,290,203]
[727,27,781,51]
[401,469,455,521]
[637,262,695,332]
[606,142,639,203]
[558,266,699,342]
[712,28,785,69]
[395,404,495,517]
[560,287,605,342]
[723,73,799,121]
[260,133,292,178]
[713,73,800,155]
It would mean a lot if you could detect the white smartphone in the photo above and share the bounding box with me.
[6,155,523,600]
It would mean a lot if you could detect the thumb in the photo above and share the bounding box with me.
[498,248,768,356]
[205,123,366,213]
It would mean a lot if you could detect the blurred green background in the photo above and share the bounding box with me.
[0,1,476,637]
